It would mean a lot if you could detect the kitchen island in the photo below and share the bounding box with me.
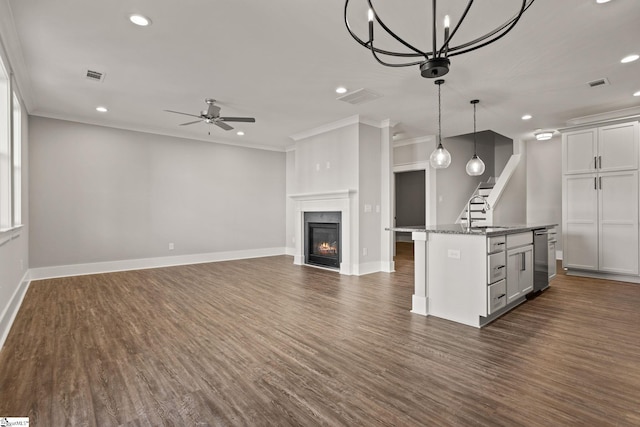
[389,224,556,328]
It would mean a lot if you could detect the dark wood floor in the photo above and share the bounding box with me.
[1,243,639,426]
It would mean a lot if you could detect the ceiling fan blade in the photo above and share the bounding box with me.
[219,117,256,123]
[207,103,221,118]
[179,120,202,126]
[214,120,234,131]
[165,110,202,119]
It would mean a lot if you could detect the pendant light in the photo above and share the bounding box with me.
[465,99,485,176]
[429,79,451,169]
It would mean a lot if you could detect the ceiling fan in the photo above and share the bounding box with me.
[165,98,256,133]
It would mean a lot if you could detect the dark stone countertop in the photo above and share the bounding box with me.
[387,223,557,236]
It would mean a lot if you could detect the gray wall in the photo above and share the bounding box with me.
[436,132,496,223]
[526,135,562,253]
[29,117,286,267]
[358,123,382,264]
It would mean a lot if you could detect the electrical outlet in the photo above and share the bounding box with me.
[169,243,175,250]
[362,247,368,256]
[364,204,372,213]
[316,163,320,171]
[447,249,460,259]
[326,161,331,169]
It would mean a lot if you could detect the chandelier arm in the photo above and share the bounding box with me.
[446,0,532,57]
[437,0,474,56]
[365,0,427,57]
[369,46,425,68]
[344,1,427,58]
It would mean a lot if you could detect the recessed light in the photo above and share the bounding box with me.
[621,54,639,64]
[129,14,151,26]
[96,106,108,113]
[521,114,532,120]
[596,0,611,3]
[335,87,347,94]
[634,91,640,97]
[237,131,245,136]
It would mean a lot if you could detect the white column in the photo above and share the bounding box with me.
[411,231,429,316]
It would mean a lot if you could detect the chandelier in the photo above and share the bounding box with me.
[344,0,536,78]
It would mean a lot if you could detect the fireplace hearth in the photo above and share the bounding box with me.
[304,212,341,269]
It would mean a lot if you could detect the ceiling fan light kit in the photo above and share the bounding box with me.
[344,0,536,78]
[165,98,255,133]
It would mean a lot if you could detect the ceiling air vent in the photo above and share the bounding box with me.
[86,69,105,82]
[587,78,609,88]
[337,88,382,105]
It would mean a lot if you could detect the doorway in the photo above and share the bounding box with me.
[394,170,426,242]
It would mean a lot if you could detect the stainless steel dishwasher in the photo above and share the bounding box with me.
[533,227,552,293]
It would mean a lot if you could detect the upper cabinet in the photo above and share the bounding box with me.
[563,121,639,175]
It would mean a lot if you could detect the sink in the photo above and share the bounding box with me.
[470,225,512,230]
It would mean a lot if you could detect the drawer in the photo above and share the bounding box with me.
[487,235,506,254]
[487,252,507,284]
[488,280,507,315]
[507,231,533,249]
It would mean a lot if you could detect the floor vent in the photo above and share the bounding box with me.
[337,88,382,105]
[86,69,105,82]
[587,78,609,88]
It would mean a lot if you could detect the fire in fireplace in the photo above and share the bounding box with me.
[304,212,341,269]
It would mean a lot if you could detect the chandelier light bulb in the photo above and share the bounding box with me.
[368,9,374,22]
[444,15,450,28]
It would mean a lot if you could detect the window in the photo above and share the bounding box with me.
[0,54,21,231]
[12,92,21,225]
[0,55,10,230]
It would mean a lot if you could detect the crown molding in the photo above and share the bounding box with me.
[393,135,435,148]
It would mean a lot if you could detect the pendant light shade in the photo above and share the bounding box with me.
[429,79,451,169]
[430,142,452,169]
[465,99,485,176]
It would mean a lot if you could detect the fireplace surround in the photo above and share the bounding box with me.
[290,189,355,275]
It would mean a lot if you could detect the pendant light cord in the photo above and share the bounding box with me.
[438,82,442,144]
[470,99,479,156]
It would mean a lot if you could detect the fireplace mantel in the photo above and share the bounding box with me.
[289,189,357,275]
[289,189,356,202]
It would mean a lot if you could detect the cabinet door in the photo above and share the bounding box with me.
[598,171,639,275]
[563,129,597,174]
[563,174,599,270]
[506,250,522,304]
[519,246,534,295]
[598,122,639,172]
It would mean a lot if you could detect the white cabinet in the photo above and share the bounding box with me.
[506,245,533,304]
[505,232,533,304]
[563,122,638,174]
[598,171,639,274]
[562,120,640,277]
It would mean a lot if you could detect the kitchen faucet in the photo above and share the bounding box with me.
[466,195,491,229]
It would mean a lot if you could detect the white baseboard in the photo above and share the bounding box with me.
[0,271,31,351]
[29,247,288,281]
[556,250,563,260]
[285,246,296,256]
[354,261,385,276]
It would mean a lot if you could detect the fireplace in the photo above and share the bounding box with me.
[304,212,341,269]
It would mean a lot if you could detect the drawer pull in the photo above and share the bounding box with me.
[496,294,506,299]
[495,265,505,270]
[495,242,505,246]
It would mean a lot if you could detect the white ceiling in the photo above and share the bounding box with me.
[2,0,640,151]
